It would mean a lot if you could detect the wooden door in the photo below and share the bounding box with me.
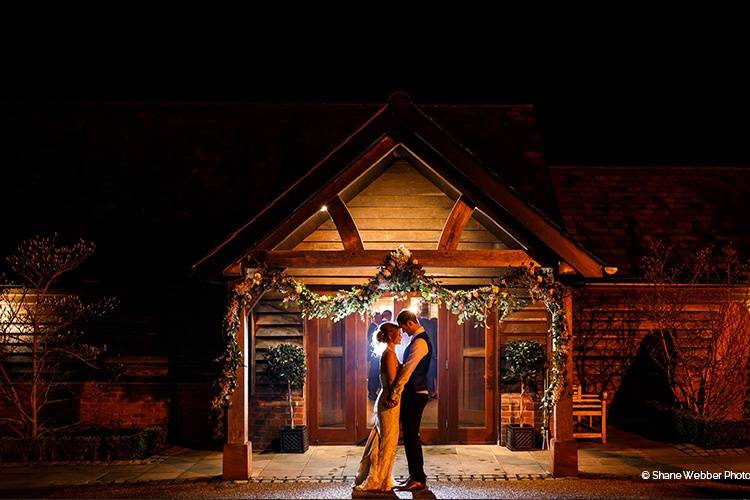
[306,315,363,444]
[308,298,497,444]
[446,310,497,443]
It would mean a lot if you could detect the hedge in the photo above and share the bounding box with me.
[0,426,167,462]
[639,402,750,449]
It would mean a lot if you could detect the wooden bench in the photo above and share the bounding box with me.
[572,385,607,444]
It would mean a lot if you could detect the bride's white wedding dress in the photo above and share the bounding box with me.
[353,346,401,492]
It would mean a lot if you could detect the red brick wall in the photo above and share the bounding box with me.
[250,393,305,451]
[170,383,213,446]
[79,382,169,429]
[0,382,171,436]
[500,393,543,446]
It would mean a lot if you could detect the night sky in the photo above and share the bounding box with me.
[7,42,750,166]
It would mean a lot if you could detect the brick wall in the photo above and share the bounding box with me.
[0,382,171,436]
[170,382,214,446]
[250,393,305,450]
[499,392,543,446]
[79,382,169,429]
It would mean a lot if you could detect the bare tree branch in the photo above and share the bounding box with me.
[0,236,116,438]
[639,241,750,418]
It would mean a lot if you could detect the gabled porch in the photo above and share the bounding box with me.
[193,92,612,481]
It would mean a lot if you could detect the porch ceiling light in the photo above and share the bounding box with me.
[604,266,618,275]
[320,205,328,212]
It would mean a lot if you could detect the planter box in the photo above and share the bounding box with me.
[280,426,308,453]
[506,424,535,451]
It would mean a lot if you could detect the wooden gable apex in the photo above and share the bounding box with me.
[279,151,517,253]
[192,92,605,280]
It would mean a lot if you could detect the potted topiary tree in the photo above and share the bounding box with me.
[502,340,546,451]
[265,343,308,453]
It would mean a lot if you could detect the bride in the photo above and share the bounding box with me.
[353,321,402,492]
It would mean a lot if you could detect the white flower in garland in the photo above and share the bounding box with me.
[396,244,411,259]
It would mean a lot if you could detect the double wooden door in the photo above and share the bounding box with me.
[306,297,497,445]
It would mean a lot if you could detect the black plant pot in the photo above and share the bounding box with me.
[506,424,535,451]
[280,426,309,453]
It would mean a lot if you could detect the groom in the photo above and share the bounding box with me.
[385,309,432,492]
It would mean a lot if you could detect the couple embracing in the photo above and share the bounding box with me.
[353,309,431,493]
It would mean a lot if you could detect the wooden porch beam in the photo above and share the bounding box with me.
[246,249,533,270]
[254,136,398,252]
[438,195,474,250]
[326,196,364,251]
[225,262,242,276]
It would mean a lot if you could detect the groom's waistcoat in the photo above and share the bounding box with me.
[403,331,433,394]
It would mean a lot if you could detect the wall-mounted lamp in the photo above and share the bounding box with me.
[604,266,619,275]
[320,205,328,212]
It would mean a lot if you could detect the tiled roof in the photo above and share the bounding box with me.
[550,166,750,276]
[7,101,749,281]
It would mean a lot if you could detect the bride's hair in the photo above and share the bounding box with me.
[376,322,400,344]
[371,322,400,357]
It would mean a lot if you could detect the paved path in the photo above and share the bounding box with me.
[1,428,748,492]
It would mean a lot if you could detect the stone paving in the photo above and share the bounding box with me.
[1,428,749,491]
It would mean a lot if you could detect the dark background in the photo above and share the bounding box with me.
[8,38,749,165]
[2,35,749,378]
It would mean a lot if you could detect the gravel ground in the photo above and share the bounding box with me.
[4,478,750,499]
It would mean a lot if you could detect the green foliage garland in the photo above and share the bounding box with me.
[210,245,570,437]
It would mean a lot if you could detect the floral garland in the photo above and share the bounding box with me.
[210,245,569,437]
[526,266,571,423]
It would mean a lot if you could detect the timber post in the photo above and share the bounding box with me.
[550,287,578,477]
[222,304,252,480]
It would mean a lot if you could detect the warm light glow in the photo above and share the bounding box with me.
[370,297,394,318]
[558,261,576,274]
[0,298,30,335]
[604,266,619,275]
[320,205,328,212]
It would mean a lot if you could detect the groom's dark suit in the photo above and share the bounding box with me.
[389,328,432,484]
